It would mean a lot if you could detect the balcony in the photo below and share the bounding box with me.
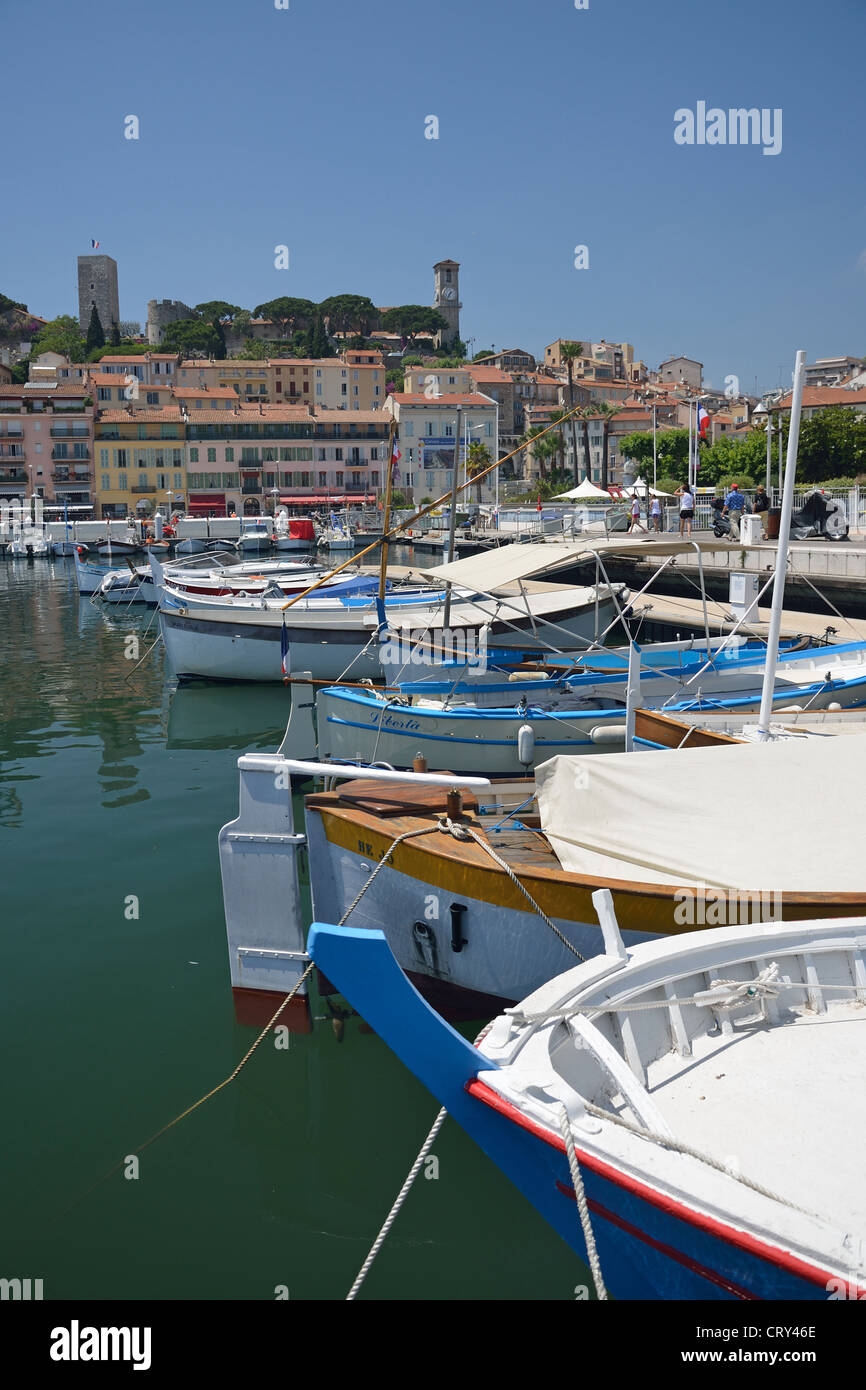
[52,448,90,461]
[52,471,92,482]
[0,471,28,483]
[241,483,261,495]
[50,428,91,439]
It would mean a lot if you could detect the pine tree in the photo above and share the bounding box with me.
[110,321,121,347]
[86,303,105,353]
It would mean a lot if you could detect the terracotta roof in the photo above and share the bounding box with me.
[312,410,388,424]
[467,366,512,382]
[98,354,178,363]
[392,393,495,406]
[173,387,238,399]
[96,408,184,422]
[776,386,866,408]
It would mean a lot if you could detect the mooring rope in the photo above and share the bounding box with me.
[558,1104,607,1300]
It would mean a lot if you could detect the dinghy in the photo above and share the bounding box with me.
[309,905,866,1300]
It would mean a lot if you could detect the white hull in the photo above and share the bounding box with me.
[159,585,625,683]
[274,537,313,551]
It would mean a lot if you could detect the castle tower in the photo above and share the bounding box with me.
[432,260,461,348]
[77,254,120,335]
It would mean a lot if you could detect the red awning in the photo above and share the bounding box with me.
[188,493,226,513]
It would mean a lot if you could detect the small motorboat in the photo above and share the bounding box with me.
[319,512,354,551]
[309,903,866,1301]
[8,525,53,557]
[238,518,274,555]
[274,510,316,552]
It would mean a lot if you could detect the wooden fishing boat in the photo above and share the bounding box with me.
[219,735,866,1028]
[309,907,866,1300]
[635,705,866,748]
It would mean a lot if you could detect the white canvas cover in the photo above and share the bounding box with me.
[535,734,866,891]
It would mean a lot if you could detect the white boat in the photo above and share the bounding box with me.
[309,904,866,1300]
[314,634,866,773]
[319,512,354,551]
[158,579,627,683]
[219,734,866,1029]
[8,525,53,557]
[97,567,156,605]
[97,529,142,557]
[238,518,274,554]
[274,510,316,552]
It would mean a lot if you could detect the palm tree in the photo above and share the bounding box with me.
[559,341,583,486]
[593,400,619,491]
[467,440,491,504]
[574,405,594,482]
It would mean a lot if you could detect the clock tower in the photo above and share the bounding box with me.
[432,259,461,348]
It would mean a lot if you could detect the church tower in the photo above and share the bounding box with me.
[432,260,461,348]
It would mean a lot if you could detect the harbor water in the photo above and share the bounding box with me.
[0,555,584,1300]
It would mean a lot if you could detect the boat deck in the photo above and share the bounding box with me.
[645,1004,866,1234]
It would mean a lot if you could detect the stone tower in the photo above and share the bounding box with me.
[77,254,120,335]
[432,260,461,348]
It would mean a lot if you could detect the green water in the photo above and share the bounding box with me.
[0,557,584,1300]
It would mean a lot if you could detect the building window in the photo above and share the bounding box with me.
[147,392,159,405]
[173,473,182,489]
[225,447,234,462]
[189,448,199,462]
[98,388,111,401]
[117,450,127,468]
[371,448,378,461]
[318,471,327,487]
[101,474,110,490]
[334,448,343,461]
[207,448,217,463]
[371,471,379,486]
[335,471,343,486]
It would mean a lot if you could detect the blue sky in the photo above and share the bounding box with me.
[2,0,864,393]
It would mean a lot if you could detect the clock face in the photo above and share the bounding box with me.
[441,286,455,300]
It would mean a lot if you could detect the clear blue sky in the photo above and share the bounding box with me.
[2,0,864,393]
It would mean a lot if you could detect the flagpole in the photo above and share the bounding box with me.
[378,415,398,600]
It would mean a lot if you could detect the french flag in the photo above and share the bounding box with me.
[91,239,100,249]
[392,443,402,465]
[280,620,289,678]
[697,404,710,440]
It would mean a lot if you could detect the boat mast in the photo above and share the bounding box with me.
[442,403,463,631]
[378,415,398,599]
[755,349,807,741]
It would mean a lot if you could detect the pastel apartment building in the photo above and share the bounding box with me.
[385,392,498,502]
[0,382,94,507]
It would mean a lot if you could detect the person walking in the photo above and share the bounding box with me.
[676,482,695,537]
[628,495,645,533]
[723,482,746,540]
[650,495,662,533]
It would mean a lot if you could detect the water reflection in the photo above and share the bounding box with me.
[0,560,165,813]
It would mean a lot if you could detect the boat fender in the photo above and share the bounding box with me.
[828,702,842,711]
[590,724,627,744]
[517,723,535,766]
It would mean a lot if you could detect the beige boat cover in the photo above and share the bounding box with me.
[535,735,866,891]
[427,536,716,589]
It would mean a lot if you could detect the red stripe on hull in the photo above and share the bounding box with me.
[467,1078,859,1296]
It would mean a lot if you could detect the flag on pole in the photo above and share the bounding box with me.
[280,619,289,679]
[697,404,710,440]
[91,239,100,249]
[391,444,401,465]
